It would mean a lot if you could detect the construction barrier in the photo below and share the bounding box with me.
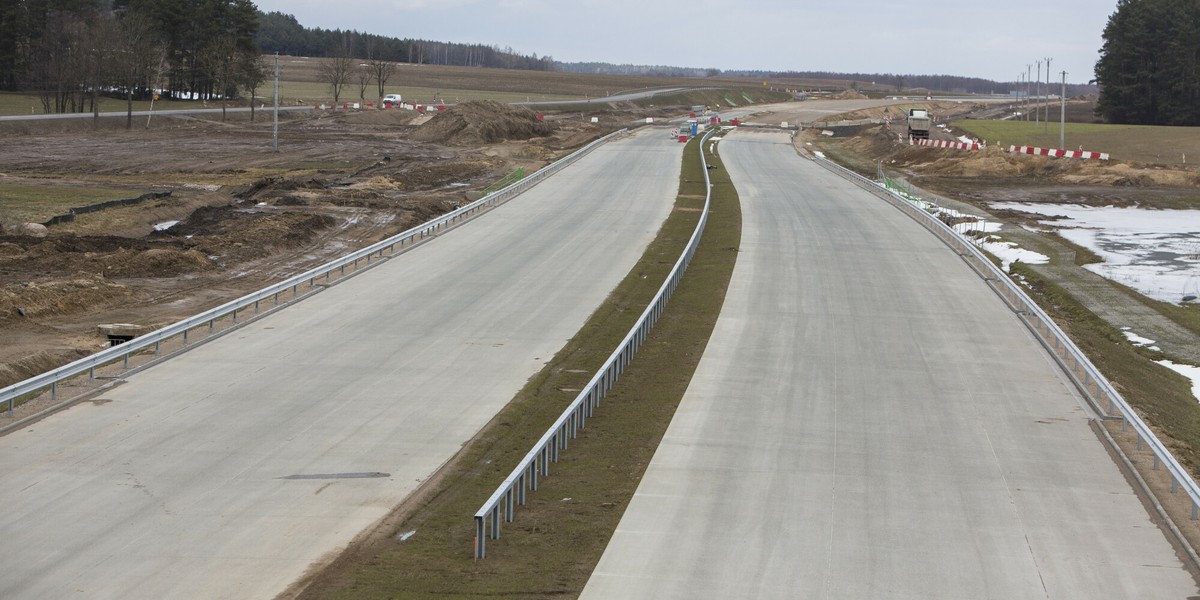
[914,138,982,151]
[1010,145,1110,160]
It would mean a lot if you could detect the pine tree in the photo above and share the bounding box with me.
[1096,0,1200,125]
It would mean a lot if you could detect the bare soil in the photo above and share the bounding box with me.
[0,104,608,389]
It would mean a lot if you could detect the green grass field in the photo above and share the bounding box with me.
[271,81,581,106]
[0,182,137,224]
[953,119,1200,165]
[0,92,211,117]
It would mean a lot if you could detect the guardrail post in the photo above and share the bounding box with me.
[89,366,95,382]
[183,329,189,346]
[474,516,486,559]
[51,382,56,402]
[505,487,514,522]
[1193,503,1198,520]
[490,506,501,539]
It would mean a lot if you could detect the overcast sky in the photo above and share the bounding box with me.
[252,0,1114,84]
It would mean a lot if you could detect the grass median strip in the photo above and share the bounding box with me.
[294,134,740,599]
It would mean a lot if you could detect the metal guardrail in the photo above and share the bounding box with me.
[472,129,718,559]
[815,154,1200,520]
[1,129,631,421]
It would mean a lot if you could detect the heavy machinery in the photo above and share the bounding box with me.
[907,108,931,139]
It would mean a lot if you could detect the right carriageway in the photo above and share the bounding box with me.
[581,129,1199,599]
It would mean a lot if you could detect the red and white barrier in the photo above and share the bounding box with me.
[1009,145,1109,160]
[914,138,982,151]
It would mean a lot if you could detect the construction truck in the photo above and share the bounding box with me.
[907,108,931,139]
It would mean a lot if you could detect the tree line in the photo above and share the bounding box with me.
[1095,0,1200,126]
[0,0,264,124]
[255,11,555,72]
[0,2,559,117]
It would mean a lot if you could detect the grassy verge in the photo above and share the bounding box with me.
[0,92,214,117]
[1011,262,1200,471]
[295,134,740,598]
[953,119,1200,164]
[0,182,139,224]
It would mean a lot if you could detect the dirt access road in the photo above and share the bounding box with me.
[0,102,609,392]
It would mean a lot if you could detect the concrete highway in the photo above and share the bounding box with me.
[0,129,682,598]
[581,130,1198,598]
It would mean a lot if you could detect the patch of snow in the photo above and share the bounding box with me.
[1158,359,1200,404]
[906,202,1047,271]
[182,183,221,192]
[813,151,825,158]
[153,220,180,232]
[973,235,1049,271]
[989,203,1200,304]
[1120,327,1156,348]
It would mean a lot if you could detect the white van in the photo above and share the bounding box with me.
[382,94,402,106]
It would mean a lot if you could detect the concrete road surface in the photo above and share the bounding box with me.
[0,129,682,599]
[580,130,1199,599]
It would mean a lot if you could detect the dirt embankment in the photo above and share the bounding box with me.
[0,107,605,389]
[410,100,554,146]
[832,124,1200,189]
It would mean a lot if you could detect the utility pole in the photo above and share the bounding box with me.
[1044,57,1052,134]
[273,52,280,152]
[1035,60,1041,127]
[1026,64,1032,120]
[1060,71,1067,150]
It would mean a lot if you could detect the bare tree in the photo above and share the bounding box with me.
[364,39,397,101]
[370,57,396,100]
[114,11,165,129]
[30,12,92,114]
[242,54,267,122]
[83,18,119,123]
[200,36,242,121]
[318,50,353,104]
[355,62,371,103]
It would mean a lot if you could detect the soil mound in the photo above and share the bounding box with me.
[0,274,134,321]
[410,101,553,146]
[831,89,868,100]
[0,348,91,388]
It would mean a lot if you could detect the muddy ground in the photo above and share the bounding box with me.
[0,102,621,388]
